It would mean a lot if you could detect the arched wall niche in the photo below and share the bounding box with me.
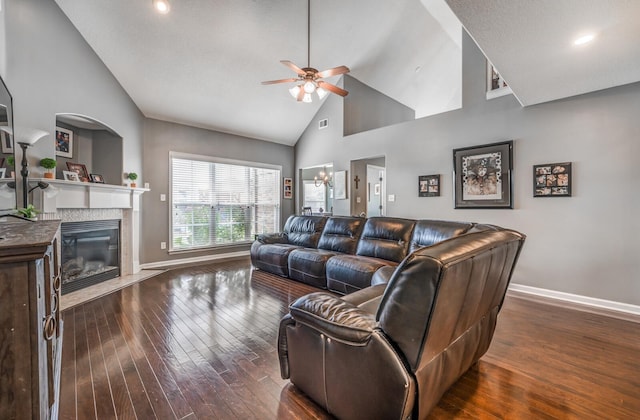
[55,113,123,185]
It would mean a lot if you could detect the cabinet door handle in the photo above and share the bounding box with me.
[53,275,61,292]
[43,316,56,340]
[51,293,59,313]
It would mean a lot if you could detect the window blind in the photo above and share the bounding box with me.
[170,154,281,251]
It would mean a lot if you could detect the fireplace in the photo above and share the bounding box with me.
[61,219,121,294]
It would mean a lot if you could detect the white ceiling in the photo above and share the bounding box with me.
[54,0,462,146]
[53,0,640,146]
[446,0,640,106]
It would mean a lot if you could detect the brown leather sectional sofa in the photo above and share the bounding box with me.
[251,215,476,293]
[251,215,526,419]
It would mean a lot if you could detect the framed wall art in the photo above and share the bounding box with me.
[90,173,105,184]
[1,130,12,153]
[533,162,571,197]
[66,162,89,182]
[419,174,440,197]
[55,126,73,158]
[453,140,513,209]
[283,177,292,199]
[334,170,347,199]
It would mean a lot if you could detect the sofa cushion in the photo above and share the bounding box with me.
[326,255,398,294]
[409,220,475,253]
[283,215,328,248]
[356,217,415,262]
[288,249,338,288]
[317,216,365,254]
[250,242,301,277]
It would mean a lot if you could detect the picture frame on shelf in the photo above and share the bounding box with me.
[419,174,440,197]
[66,162,89,182]
[533,162,572,197]
[453,140,513,209]
[55,126,73,158]
[63,170,80,182]
[283,177,292,199]
[90,173,105,184]
[486,61,513,100]
[0,168,5,179]
[1,131,12,153]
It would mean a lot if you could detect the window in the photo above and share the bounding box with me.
[303,181,326,213]
[170,153,281,251]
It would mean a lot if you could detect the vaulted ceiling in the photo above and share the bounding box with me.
[53,0,640,146]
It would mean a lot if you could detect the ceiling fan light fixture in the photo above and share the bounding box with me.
[289,85,301,98]
[153,0,171,14]
[303,80,316,94]
[303,93,313,103]
[316,87,328,100]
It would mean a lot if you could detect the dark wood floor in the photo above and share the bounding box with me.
[59,258,640,419]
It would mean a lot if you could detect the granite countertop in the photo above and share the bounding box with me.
[0,219,60,253]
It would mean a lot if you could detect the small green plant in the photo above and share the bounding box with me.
[17,204,40,219]
[6,155,14,167]
[39,158,57,170]
[127,172,138,181]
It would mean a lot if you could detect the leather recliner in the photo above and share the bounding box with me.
[278,227,526,419]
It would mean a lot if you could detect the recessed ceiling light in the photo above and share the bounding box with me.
[153,0,170,14]
[574,34,595,46]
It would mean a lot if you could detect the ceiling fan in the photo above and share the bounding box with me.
[261,0,350,103]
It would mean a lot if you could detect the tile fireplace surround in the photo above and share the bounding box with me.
[33,179,148,277]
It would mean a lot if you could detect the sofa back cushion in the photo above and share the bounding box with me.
[356,217,415,262]
[317,217,365,254]
[376,228,526,371]
[409,220,475,253]
[283,215,327,248]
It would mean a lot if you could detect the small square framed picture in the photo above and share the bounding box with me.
[418,174,440,197]
[533,162,572,197]
[63,170,80,182]
[90,173,105,183]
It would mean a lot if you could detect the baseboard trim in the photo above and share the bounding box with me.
[508,283,640,320]
[140,250,250,270]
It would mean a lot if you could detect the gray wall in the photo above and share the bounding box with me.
[4,0,143,182]
[343,75,415,136]
[295,31,640,306]
[92,131,123,185]
[141,118,295,265]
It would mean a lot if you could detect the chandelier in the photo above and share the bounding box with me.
[314,171,333,187]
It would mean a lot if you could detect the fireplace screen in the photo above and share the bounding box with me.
[61,220,120,294]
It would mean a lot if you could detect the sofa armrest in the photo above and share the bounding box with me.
[288,292,377,344]
[255,232,288,244]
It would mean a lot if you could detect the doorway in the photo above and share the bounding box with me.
[367,165,385,217]
[349,156,385,217]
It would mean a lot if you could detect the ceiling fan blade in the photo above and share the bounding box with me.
[316,65,350,79]
[261,78,299,85]
[297,86,305,101]
[317,81,348,97]
[281,60,306,76]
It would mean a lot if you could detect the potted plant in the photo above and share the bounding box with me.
[127,172,138,188]
[6,155,15,178]
[39,157,57,179]
[17,204,40,221]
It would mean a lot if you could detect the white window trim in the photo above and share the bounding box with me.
[169,151,282,253]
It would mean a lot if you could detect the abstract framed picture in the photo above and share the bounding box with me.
[418,174,440,197]
[55,126,73,158]
[453,140,513,209]
[533,162,572,197]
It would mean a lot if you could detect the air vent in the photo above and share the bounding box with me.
[319,118,329,129]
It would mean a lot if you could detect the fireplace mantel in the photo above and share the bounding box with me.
[33,178,148,275]
[33,178,148,213]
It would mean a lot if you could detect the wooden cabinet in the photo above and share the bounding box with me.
[0,220,62,419]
